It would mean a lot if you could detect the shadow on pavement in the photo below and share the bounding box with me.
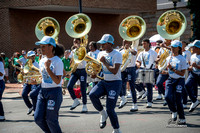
[4,119,34,122]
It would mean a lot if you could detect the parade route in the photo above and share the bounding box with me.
[1,83,200,133]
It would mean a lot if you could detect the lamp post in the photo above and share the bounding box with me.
[79,0,82,13]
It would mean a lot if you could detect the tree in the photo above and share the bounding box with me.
[187,0,200,41]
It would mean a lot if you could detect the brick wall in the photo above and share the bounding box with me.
[0,0,156,12]
[0,8,11,57]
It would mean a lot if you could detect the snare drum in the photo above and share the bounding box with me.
[136,69,155,84]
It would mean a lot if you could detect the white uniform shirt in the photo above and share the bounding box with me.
[120,49,136,68]
[190,53,200,75]
[39,56,63,88]
[166,55,187,79]
[97,50,122,81]
[0,62,5,80]
[88,50,100,59]
[182,50,191,68]
[158,47,171,56]
[18,57,27,67]
[137,49,157,69]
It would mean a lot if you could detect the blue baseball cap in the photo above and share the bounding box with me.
[27,51,35,57]
[171,40,182,48]
[97,34,114,45]
[189,40,200,48]
[35,36,56,47]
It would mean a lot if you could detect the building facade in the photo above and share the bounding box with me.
[0,0,156,57]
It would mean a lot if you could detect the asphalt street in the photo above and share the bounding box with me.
[0,84,200,133]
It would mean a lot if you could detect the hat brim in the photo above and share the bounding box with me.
[28,54,35,57]
[97,40,107,44]
[97,40,114,45]
[171,45,179,48]
[35,41,56,47]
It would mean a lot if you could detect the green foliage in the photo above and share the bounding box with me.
[187,0,200,41]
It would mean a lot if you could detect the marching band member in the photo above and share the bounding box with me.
[155,40,171,104]
[67,38,88,113]
[34,36,64,133]
[118,40,138,112]
[135,38,157,108]
[87,41,101,86]
[0,57,5,121]
[165,40,187,125]
[21,51,40,115]
[185,40,200,112]
[62,50,71,91]
[181,41,191,109]
[89,34,122,133]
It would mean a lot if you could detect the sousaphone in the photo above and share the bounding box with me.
[35,17,60,42]
[157,10,187,71]
[119,15,146,71]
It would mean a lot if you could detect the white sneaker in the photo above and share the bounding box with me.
[7,80,10,83]
[70,98,80,110]
[27,107,33,115]
[142,91,147,99]
[177,119,186,125]
[137,90,145,99]
[99,109,108,129]
[130,104,138,112]
[112,128,122,133]
[127,92,132,98]
[118,96,127,109]
[189,100,200,112]
[156,94,163,100]
[0,116,5,121]
[172,112,177,121]
[146,102,152,108]
[81,104,88,113]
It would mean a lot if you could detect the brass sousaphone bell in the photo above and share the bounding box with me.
[157,10,187,71]
[35,17,60,42]
[157,10,187,40]
[119,15,146,71]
